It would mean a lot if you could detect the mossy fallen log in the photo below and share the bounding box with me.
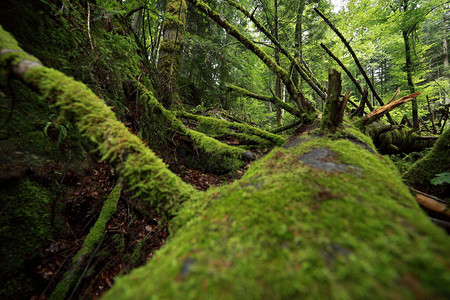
[178,111,285,146]
[364,125,436,154]
[134,82,253,172]
[104,123,450,299]
[227,84,303,118]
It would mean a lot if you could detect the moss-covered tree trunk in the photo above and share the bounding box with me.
[104,73,450,299]
[158,0,187,107]
[105,122,450,299]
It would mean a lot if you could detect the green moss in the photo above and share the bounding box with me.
[404,128,450,199]
[74,184,122,261]
[0,179,53,298]
[180,111,285,147]
[105,129,450,299]
[134,83,248,172]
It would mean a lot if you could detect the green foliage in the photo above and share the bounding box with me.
[43,114,73,149]
[431,172,450,186]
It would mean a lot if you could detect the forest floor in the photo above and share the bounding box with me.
[32,155,248,299]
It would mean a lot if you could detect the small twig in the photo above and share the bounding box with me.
[387,87,400,104]
[68,231,107,300]
[417,136,439,140]
[87,3,94,50]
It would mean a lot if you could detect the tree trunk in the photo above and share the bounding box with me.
[443,13,449,105]
[292,1,305,88]
[274,0,282,126]
[402,30,419,130]
[158,0,187,108]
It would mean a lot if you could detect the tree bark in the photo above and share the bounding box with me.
[402,30,419,130]
[274,0,282,126]
[443,13,449,105]
[292,1,305,89]
[158,0,187,107]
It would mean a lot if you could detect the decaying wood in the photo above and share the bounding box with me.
[321,69,349,132]
[362,92,421,125]
[409,187,450,217]
[320,43,373,112]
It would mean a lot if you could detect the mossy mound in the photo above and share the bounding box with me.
[404,128,450,200]
[105,127,450,299]
[0,179,53,298]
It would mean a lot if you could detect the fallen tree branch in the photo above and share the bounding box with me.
[50,183,123,300]
[350,87,369,118]
[178,111,285,146]
[134,80,256,169]
[270,119,303,134]
[362,92,421,125]
[227,84,303,118]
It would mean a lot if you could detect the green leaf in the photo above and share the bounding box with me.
[431,172,450,186]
